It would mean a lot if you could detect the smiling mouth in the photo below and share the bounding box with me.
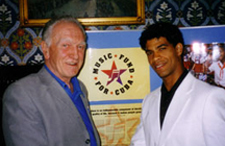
[154,63,165,70]
[67,62,78,66]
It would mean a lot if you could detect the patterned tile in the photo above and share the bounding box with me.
[0,0,224,66]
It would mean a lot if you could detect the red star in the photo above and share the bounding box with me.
[102,61,127,86]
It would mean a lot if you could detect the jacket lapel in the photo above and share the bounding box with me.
[38,67,82,119]
[159,73,195,145]
[145,88,162,144]
[80,93,101,145]
[153,89,162,143]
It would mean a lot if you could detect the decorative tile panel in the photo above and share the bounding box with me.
[0,0,224,66]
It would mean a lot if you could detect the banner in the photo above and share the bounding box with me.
[78,47,150,145]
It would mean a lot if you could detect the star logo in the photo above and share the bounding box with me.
[93,53,135,95]
[101,61,127,86]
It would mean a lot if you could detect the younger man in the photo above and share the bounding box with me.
[130,22,225,146]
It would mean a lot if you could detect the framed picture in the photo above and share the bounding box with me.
[19,0,145,27]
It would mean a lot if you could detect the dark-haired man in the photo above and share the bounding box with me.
[130,22,225,146]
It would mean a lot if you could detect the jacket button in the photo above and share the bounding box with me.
[85,139,90,144]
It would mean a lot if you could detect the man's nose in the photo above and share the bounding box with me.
[69,46,78,59]
[152,51,161,61]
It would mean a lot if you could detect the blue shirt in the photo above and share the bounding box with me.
[44,65,97,146]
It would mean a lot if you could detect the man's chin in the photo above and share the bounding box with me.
[156,72,167,79]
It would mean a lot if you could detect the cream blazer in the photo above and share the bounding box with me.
[130,73,225,146]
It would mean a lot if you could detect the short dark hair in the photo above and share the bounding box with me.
[139,22,184,50]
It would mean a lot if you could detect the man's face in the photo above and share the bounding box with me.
[145,37,183,80]
[219,47,225,62]
[42,22,86,82]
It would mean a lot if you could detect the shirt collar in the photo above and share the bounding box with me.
[161,69,189,93]
[44,65,82,94]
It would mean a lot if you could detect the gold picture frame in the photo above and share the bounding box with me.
[19,0,145,27]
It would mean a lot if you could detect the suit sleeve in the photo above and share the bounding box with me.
[202,87,225,146]
[2,83,47,146]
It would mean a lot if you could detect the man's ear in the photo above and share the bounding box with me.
[175,43,183,56]
[41,41,50,59]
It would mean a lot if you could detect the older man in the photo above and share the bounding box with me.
[2,16,101,146]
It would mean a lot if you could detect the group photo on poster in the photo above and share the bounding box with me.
[184,42,225,89]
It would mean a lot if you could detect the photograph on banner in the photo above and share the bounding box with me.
[78,47,150,101]
[91,103,142,146]
[183,42,225,89]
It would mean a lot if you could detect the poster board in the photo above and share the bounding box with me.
[78,30,150,145]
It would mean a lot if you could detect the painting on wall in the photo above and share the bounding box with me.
[19,0,145,26]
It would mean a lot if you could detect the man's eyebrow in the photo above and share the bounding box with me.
[79,42,86,45]
[145,43,168,51]
[156,44,168,48]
